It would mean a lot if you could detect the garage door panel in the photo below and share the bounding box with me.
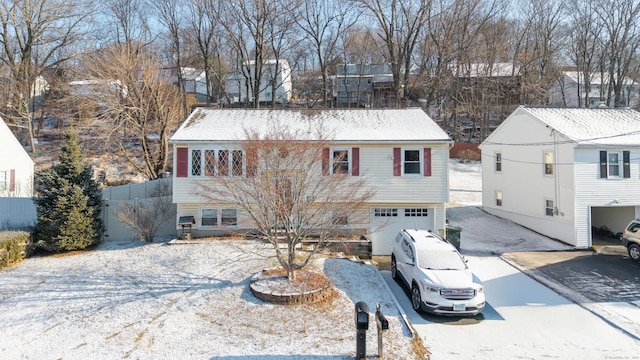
[370,207,433,255]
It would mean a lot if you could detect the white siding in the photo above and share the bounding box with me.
[574,147,640,246]
[481,109,577,245]
[0,118,34,197]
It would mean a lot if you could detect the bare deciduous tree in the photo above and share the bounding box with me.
[0,0,90,152]
[83,45,185,180]
[294,0,359,106]
[196,122,374,280]
[357,0,431,107]
[116,180,176,242]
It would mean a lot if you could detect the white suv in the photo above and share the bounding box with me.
[391,229,485,316]
[621,219,640,261]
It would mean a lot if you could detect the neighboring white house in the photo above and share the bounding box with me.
[0,116,34,197]
[480,106,640,248]
[548,71,640,108]
[158,67,210,103]
[225,59,292,104]
[169,108,452,255]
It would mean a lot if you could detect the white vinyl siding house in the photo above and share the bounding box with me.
[480,106,640,248]
[0,116,34,198]
[169,108,452,255]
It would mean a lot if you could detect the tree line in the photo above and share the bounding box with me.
[2,0,640,178]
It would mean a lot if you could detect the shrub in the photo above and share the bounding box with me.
[0,231,31,268]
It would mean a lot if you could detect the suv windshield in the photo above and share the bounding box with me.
[417,249,466,270]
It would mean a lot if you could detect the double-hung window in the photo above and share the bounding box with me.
[545,200,555,216]
[403,149,421,175]
[495,152,502,172]
[332,149,349,174]
[600,150,630,179]
[496,191,503,207]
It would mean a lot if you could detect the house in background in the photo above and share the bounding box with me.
[548,71,640,108]
[0,116,34,197]
[225,59,292,105]
[159,67,211,104]
[480,106,640,248]
[331,64,395,108]
[169,108,452,255]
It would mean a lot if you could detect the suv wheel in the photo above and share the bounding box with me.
[391,255,398,280]
[411,283,422,312]
[629,243,640,261]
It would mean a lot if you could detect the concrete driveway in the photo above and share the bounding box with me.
[382,255,640,360]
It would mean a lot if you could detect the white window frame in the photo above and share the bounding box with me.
[403,148,422,176]
[330,148,351,175]
[200,207,238,228]
[190,148,245,177]
[544,151,553,175]
[374,208,398,217]
[608,151,622,178]
[496,191,503,207]
[545,199,555,217]
[495,152,502,172]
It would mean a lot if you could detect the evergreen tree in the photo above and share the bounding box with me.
[33,132,103,252]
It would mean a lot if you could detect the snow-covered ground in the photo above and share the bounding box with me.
[0,240,419,359]
[1,159,636,359]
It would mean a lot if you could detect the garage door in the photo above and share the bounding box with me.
[369,207,433,255]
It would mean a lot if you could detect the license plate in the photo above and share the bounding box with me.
[453,304,465,311]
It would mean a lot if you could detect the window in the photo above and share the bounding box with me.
[544,151,553,175]
[608,152,621,177]
[374,208,398,217]
[332,149,349,174]
[405,208,429,217]
[232,150,243,176]
[201,208,237,227]
[600,150,630,179]
[190,149,244,177]
[332,209,348,225]
[192,150,202,176]
[496,191,502,207]
[0,171,6,191]
[221,209,237,226]
[495,152,502,172]
[404,149,421,175]
[201,209,218,226]
[218,150,229,176]
[545,199,554,216]
[204,150,216,176]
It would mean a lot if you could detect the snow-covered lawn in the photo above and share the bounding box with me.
[0,240,421,359]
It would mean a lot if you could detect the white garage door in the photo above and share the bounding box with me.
[369,207,433,255]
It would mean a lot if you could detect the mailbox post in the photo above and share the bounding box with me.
[354,302,369,359]
[375,303,389,358]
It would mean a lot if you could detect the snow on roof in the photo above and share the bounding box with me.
[454,63,519,78]
[170,108,451,143]
[522,106,640,146]
[563,71,638,86]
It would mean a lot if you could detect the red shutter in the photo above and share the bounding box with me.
[9,169,15,192]
[176,147,188,178]
[351,147,359,176]
[322,148,330,175]
[424,148,432,176]
[393,148,401,176]
[246,148,257,177]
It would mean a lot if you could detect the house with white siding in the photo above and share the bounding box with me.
[0,116,34,197]
[169,108,452,255]
[480,106,640,248]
